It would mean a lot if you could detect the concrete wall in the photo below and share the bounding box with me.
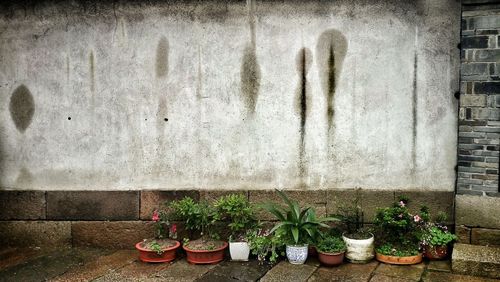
[0,0,460,191]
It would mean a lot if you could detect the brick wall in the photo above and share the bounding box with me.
[458,3,500,196]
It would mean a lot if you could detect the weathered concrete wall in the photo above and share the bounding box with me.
[0,0,460,191]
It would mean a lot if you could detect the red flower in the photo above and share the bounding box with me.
[170,224,177,233]
[152,210,160,222]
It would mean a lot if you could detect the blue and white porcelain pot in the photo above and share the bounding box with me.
[286,244,309,264]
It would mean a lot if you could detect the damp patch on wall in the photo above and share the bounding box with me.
[9,84,35,133]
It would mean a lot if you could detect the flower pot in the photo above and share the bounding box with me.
[376,252,423,265]
[286,245,308,264]
[342,233,374,263]
[318,251,345,266]
[135,239,180,263]
[183,241,228,264]
[229,241,250,261]
[424,245,448,260]
[308,245,317,257]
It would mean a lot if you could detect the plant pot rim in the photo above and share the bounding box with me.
[183,241,228,253]
[375,252,422,265]
[286,244,308,248]
[135,239,181,252]
[318,250,346,256]
[342,232,374,240]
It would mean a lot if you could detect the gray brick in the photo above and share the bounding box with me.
[472,126,500,133]
[458,166,487,173]
[459,131,486,138]
[474,49,500,62]
[457,189,484,196]
[460,179,485,185]
[461,36,489,48]
[472,161,498,168]
[459,143,485,150]
[471,185,498,192]
[469,15,500,29]
[474,82,500,94]
[461,63,489,80]
[471,108,492,119]
[460,94,487,107]
[475,138,500,145]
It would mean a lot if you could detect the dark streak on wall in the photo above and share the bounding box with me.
[411,50,418,174]
[156,36,169,78]
[89,51,95,93]
[9,84,34,133]
[295,48,312,179]
[316,29,347,132]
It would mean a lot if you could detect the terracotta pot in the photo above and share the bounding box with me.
[376,252,422,265]
[342,233,374,263]
[424,245,448,260]
[135,240,181,263]
[318,251,345,266]
[183,241,228,264]
[308,245,317,257]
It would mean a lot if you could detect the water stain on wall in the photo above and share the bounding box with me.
[411,50,418,174]
[156,36,169,78]
[316,29,347,131]
[9,84,35,133]
[295,48,313,178]
[15,167,33,186]
[89,51,95,92]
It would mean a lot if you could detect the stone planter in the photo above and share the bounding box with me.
[286,245,308,264]
[229,241,250,261]
[342,233,374,263]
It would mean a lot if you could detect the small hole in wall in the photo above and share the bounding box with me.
[145,118,147,121]
[67,117,71,120]
[164,118,168,122]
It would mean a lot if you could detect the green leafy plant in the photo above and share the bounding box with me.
[169,197,218,240]
[247,228,285,264]
[316,235,346,254]
[214,194,257,241]
[152,210,170,239]
[422,226,457,247]
[261,189,339,245]
[376,242,419,257]
[149,241,164,255]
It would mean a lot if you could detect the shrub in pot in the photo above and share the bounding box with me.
[214,194,257,261]
[247,227,285,265]
[316,234,346,266]
[262,189,339,265]
[421,212,457,260]
[373,197,426,265]
[335,192,374,263]
[135,210,181,263]
[169,197,227,264]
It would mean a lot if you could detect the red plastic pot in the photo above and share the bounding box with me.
[183,241,228,264]
[318,251,345,266]
[135,240,181,263]
[376,252,423,265]
[424,245,448,260]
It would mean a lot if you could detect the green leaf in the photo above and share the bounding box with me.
[291,227,299,244]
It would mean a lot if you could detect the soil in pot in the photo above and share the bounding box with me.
[136,238,180,263]
[318,251,345,266]
[183,239,228,264]
[376,252,423,265]
[424,245,448,260]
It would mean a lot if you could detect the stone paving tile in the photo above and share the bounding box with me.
[52,250,137,282]
[308,260,379,282]
[152,259,217,282]
[93,259,173,281]
[0,247,45,271]
[369,274,416,282]
[373,263,425,281]
[421,271,499,282]
[260,259,319,282]
[0,248,109,282]
[426,260,451,272]
[195,260,272,282]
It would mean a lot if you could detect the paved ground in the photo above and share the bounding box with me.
[0,247,497,282]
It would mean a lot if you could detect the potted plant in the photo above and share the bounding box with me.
[169,197,227,264]
[421,212,457,260]
[135,210,181,263]
[262,189,339,265]
[335,192,374,263]
[247,227,285,264]
[316,233,347,266]
[214,194,257,261]
[373,197,427,265]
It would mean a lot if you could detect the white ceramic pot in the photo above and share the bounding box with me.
[286,245,308,264]
[229,242,250,261]
[342,233,374,263]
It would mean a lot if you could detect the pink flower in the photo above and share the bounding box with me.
[398,214,403,218]
[170,224,177,233]
[399,201,406,207]
[152,210,160,222]
[413,215,421,222]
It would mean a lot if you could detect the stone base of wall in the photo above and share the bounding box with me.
[0,189,455,248]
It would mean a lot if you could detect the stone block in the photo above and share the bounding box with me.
[196,260,271,282]
[325,189,361,216]
[460,95,487,107]
[456,225,471,244]
[474,50,500,62]
[360,190,395,223]
[395,190,454,223]
[452,243,500,279]
[373,262,425,281]
[140,190,199,220]
[71,221,154,249]
[154,259,216,281]
[469,16,500,30]
[47,191,139,220]
[427,260,452,272]
[308,261,378,281]
[462,36,489,49]
[471,228,500,246]
[0,191,46,220]
[199,190,247,203]
[249,190,327,220]
[422,271,499,282]
[456,195,500,229]
[260,260,318,282]
[0,221,71,247]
